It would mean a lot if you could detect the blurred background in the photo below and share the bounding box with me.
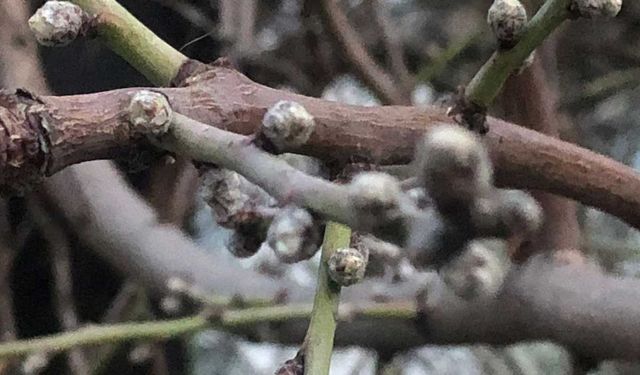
[1,0,640,374]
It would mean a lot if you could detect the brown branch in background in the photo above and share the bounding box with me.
[318,0,409,104]
[146,157,199,225]
[28,199,90,375]
[499,41,581,262]
[371,0,414,96]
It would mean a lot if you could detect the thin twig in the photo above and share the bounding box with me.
[302,222,351,374]
[318,0,408,104]
[372,0,414,94]
[465,0,571,108]
[0,301,415,360]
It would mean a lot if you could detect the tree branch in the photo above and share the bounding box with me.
[302,223,351,374]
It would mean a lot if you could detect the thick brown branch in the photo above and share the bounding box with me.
[0,64,639,228]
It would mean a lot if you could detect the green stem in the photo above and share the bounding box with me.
[0,300,415,360]
[0,316,207,359]
[69,0,187,85]
[465,0,571,108]
[303,222,351,375]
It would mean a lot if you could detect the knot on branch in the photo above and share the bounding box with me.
[447,86,488,134]
[29,1,96,47]
[258,100,316,153]
[127,90,173,137]
[0,90,47,195]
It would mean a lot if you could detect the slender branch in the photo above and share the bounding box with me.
[465,0,571,108]
[318,0,408,104]
[68,0,187,85]
[303,222,351,375]
[0,300,414,361]
[0,317,206,360]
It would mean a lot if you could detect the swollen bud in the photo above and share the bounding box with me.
[571,0,622,18]
[267,206,322,263]
[440,240,509,300]
[496,189,543,237]
[347,172,403,231]
[29,1,90,47]
[128,90,173,136]
[487,0,528,49]
[414,124,493,210]
[328,247,368,286]
[261,100,315,151]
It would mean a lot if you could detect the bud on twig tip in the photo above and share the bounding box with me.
[29,1,91,47]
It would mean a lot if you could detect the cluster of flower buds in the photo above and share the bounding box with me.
[407,124,542,298]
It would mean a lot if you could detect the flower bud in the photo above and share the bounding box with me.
[267,206,322,263]
[328,247,368,286]
[348,172,403,231]
[414,124,493,211]
[497,189,543,237]
[29,1,89,47]
[440,240,508,300]
[261,100,315,151]
[487,0,528,49]
[571,0,622,18]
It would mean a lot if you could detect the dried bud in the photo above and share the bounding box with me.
[487,0,528,49]
[262,100,315,151]
[328,247,368,286]
[414,124,493,210]
[348,172,403,231]
[29,1,89,47]
[200,168,251,226]
[497,189,543,237]
[267,206,321,263]
[571,0,622,18]
[440,240,508,300]
[128,90,173,136]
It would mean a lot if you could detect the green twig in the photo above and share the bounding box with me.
[69,0,187,85]
[303,222,351,375]
[465,0,571,108]
[0,300,415,360]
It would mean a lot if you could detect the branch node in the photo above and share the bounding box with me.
[447,87,489,134]
[127,90,173,137]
